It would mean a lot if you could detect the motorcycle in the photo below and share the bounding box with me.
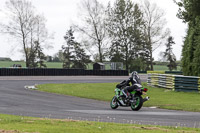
[110,82,150,111]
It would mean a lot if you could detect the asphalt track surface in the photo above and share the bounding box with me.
[0,75,200,128]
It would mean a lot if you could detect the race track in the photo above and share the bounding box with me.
[0,76,200,128]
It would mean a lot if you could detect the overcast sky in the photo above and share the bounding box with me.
[0,0,187,61]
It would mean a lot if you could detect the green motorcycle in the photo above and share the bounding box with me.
[110,84,149,111]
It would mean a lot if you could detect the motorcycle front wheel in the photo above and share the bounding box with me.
[130,95,143,111]
[110,96,119,109]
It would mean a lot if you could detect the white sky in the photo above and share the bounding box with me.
[0,0,187,61]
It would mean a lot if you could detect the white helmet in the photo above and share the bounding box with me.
[131,71,141,84]
[131,71,138,76]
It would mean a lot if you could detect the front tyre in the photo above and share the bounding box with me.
[110,96,119,109]
[131,95,143,111]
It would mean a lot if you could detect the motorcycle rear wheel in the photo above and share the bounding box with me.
[110,96,119,109]
[130,95,143,111]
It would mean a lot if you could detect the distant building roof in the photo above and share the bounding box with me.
[94,62,105,66]
[93,62,105,70]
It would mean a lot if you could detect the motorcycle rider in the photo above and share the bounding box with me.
[118,71,142,99]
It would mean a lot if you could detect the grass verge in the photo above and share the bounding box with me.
[0,61,63,68]
[0,114,199,133]
[37,83,200,112]
[0,61,181,71]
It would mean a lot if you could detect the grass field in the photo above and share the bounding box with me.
[153,65,181,71]
[0,114,199,133]
[0,61,26,68]
[0,61,63,68]
[0,61,181,71]
[37,83,200,112]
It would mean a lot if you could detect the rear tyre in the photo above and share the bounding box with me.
[110,96,119,109]
[131,95,143,111]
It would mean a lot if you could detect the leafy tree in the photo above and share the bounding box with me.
[46,55,53,62]
[63,27,91,69]
[28,47,38,68]
[27,41,47,68]
[52,56,60,62]
[175,0,200,22]
[62,28,75,68]
[36,43,47,68]
[107,0,145,71]
[51,50,64,62]
[175,0,200,76]
[108,42,124,63]
[138,41,151,71]
[163,36,177,71]
[72,42,91,69]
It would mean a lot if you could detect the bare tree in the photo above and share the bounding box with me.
[0,0,51,67]
[75,0,107,62]
[142,0,170,70]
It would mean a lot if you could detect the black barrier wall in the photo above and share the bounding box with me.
[0,68,128,76]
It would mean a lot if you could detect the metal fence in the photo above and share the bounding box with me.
[0,68,128,76]
[147,74,200,92]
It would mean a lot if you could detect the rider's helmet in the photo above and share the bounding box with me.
[131,71,141,84]
[131,71,138,76]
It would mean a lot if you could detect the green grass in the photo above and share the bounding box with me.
[38,83,116,101]
[0,61,109,69]
[45,62,63,68]
[0,61,182,71]
[0,61,26,68]
[0,61,63,68]
[154,65,181,71]
[37,83,200,112]
[0,114,199,133]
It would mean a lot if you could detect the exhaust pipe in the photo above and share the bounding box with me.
[143,96,150,102]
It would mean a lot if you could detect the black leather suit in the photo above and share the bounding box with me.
[117,74,141,97]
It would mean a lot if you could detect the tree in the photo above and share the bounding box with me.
[62,28,75,68]
[175,0,200,76]
[107,0,145,71]
[175,0,200,22]
[52,50,63,62]
[163,36,177,71]
[142,0,170,70]
[36,42,47,68]
[29,44,39,68]
[27,41,47,68]
[46,55,53,62]
[75,0,107,62]
[0,0,51,67]
[72,42,91,69]
[108,42,124,63]
[63,27,91,69]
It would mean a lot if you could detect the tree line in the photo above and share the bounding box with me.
[175,0,200,76]
[0,0,178,71]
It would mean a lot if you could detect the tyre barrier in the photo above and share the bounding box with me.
[147,74,200,92]
[0,68,128,76]
[147,71,183,75]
